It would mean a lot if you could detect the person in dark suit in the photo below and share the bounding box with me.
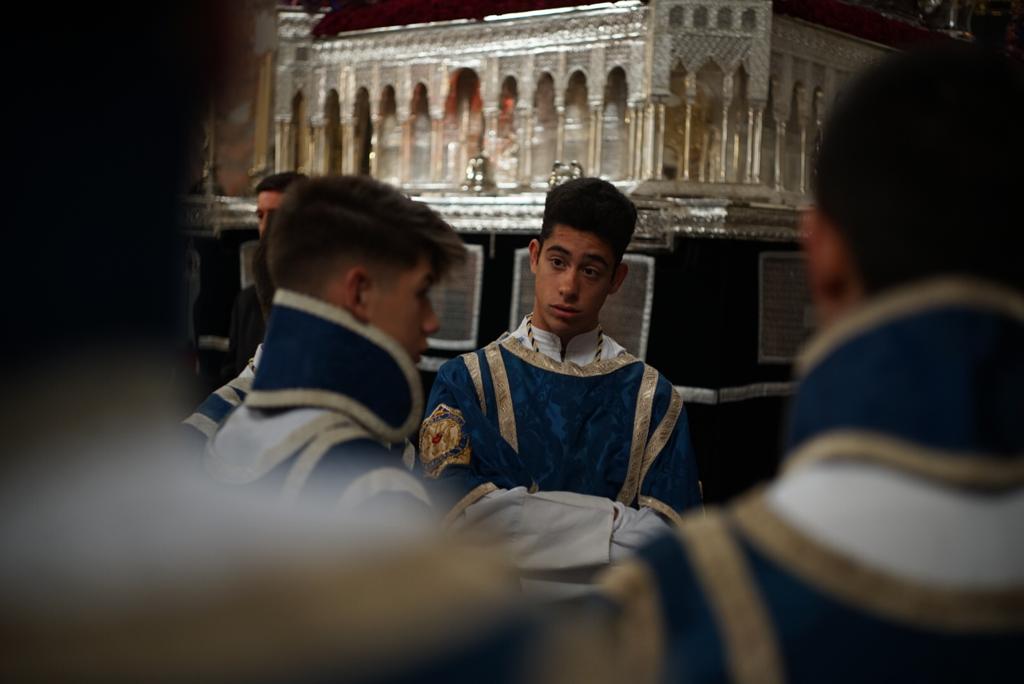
[224,171,306,379]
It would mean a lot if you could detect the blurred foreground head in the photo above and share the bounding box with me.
[803,44,1024,326]
[6,3,228,369]
[1,3,231,456]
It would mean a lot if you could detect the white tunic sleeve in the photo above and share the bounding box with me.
[457,487,668,571]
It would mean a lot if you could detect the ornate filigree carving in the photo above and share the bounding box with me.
[269,2,886,200]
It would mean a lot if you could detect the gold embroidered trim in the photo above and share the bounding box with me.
[733,492,1024,631]
[797,277,1024,377]
[484,343,519,453]
[281,425,370,503]
[618,365,659,504]
[3,543,518,681]
[598,559,666,684]
[784,430,1024,491]
[639,495,685,528]
[227,375,253,397]
[680,512,786,684]
[183,413,218,438]
[246,389,416,445]
[214,384,243,407]
[337,467,431,510]
[443,482,499,527]
[419,404,473,479]
[460,352,487,414]
[204,413,345,485]
[638,386,684,493]
[262,289,425,439]
[499,334,639,377]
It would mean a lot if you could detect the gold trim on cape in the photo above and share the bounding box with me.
[484,343,519,453]
[460,352,487,414]
[797,277,1024,378]
[2,542,519,681]
[227,375,253,397]
[785,430,1024,491]
[443,482,499,527]
[247,289,424,444]
[638,387,684,493]
[680,512,786,684]
[245,389,416,447]
[732,492,1024,632]
[598,559,666,684]
[281,425,370,503]
[184,413,218,438]
[204,412,345,485]
[639,495,685,528]
[215,384,244,407]
[336,467,432,510]
[618,365,659,504]
[499,334,639,377]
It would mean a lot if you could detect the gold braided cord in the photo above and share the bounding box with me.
[526,313,604,364]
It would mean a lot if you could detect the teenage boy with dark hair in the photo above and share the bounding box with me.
[223,171,307,379]
[206,175,465,510]
[601,45,1024,681]
[420,177,701,591]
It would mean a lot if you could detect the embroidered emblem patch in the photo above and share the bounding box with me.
[419,403,472,479]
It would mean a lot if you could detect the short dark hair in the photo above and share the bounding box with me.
[541,177,637,263]
[813,44,1024,294]
[268,176,465,296]
[254,171,307,195]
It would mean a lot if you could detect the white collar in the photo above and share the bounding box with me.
[509,316,625,366]
[767,462,1024,588]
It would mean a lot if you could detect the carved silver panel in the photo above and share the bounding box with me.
[509,248,656,360]
[427,243,484,351]
[771,15,891,75]
[182,196,258,234]
[758,251,815,363]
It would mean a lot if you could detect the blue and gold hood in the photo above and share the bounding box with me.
[246,290,423,444]
[785,277,1024,482]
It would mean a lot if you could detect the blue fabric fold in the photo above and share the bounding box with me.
[788,305,1024,457]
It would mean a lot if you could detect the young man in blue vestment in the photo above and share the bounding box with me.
[206,176,465,513]
[600,45,1024,682]
[420,178,702,591]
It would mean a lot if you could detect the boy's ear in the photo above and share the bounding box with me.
[528,239,541,274]
[609,260,628,295]
[323,265,373,323]
[801,207,864,328]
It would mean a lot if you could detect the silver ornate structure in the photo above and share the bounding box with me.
[272,1,889,225]
[259,1,893,366]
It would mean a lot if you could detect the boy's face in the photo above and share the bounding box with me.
[528,223,627,344]
[256,190,284,237]
[363,257,439,363]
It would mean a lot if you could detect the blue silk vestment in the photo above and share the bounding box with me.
[604,278,1024,683]
[419,335,702,520]
[205,290,428,511]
